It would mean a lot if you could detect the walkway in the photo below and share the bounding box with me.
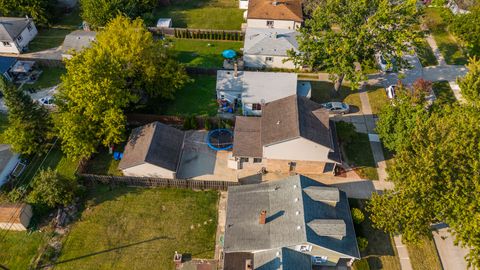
[214,191,227,261]
[431,224,469,270]
[394,235,413,270]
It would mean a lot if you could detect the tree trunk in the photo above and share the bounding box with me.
[334,74,345,93]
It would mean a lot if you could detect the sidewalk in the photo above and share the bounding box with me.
[214,191,227,261]
[394,235,414,270]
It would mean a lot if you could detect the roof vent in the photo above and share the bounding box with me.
[276,120,281,125]
[274,186,280,191]
[295,211,300,215]
[296,225,301,230]
[293,184,297,189]
[294,197,298,202]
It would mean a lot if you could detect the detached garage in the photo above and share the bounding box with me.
[118,122,185,179]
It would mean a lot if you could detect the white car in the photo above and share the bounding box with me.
[38,96,55,107]
[321,102,350,114]
[385,85,396,99]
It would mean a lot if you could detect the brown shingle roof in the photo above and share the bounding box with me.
[232,117,262,158]
[119,122,184,171]
[247,0,303,22]
[0,203,29,223]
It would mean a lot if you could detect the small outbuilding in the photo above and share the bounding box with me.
[61,30,97,59]
[0,203,32,231]
[118,122,185,179]
[156,18,172,28]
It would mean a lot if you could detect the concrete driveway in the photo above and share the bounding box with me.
[432,224,470,270]
[0,85,58,112]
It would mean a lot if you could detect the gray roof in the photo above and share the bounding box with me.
[224,175,360,259]
[244,28,299,56]
[62,30,96,54]
[0,17,33,42]
[118,122,184,172]
[0,145,15,173]
[233,116,262,158]
[303,186,340,203]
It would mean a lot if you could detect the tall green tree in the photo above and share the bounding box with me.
[450,4,480,57]
[80,0,157,27]
[0,0,56,26]
[288,0,421,91]
[27,168,77,208]
[458,57,480,105]
[57,15,189,159]
[0,77,51,155]
[368,105,480,268]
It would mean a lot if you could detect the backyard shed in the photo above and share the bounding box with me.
[119,122,185,179]
[61,30,97,59]
[156,18,172,28]
[0,203,32,231]
[0,144,20,187]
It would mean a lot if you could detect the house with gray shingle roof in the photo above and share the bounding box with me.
[0,17,37,54]
[232,95,341,175]
[61,30,96,59]
[243,27,299,69]
[223,175,360,270]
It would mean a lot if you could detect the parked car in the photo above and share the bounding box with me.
[385,85,396,99]
[38,96,55,107]
[321,102,350,114]
[376,53,395,72]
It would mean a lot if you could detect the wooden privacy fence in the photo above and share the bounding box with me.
[80,174,240,191]
[148,27,245,41]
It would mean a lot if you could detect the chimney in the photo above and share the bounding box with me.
[259,210,267,225]
[234,62,238,78]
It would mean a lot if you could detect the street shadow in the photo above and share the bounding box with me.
[45,236,174,267]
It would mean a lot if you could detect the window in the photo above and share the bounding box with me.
[240,157,249,163]
[299,245,312,252]
[266,20,274,27]
[237,94,242,99]
[265,57,273,62]
[17,35,23,42]
[220,94,225,99]
[2,41,11,47]
[253,158,262,163]
[312,256,328,264]
[27,23,32,31]
[252,103,262,111]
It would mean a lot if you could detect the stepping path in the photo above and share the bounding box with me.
[394,235,414,270]
[425,34,447,66]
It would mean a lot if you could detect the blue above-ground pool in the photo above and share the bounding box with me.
[207,129,233,151]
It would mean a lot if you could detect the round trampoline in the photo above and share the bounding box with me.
[207,129,234,151]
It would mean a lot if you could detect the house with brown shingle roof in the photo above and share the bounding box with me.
[232,95,341,175]
[246,0,303,30]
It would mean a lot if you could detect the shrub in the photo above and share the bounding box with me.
[351,208,365,224]
[353,259,370,270]
[27,168,77,208]
[335,121,357,144]
[357,236,369,252]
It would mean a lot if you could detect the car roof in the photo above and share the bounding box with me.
[330,102,344,107]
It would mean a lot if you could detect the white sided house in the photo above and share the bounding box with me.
[0,144,20,187]
[232,95,341,175]
[119,122,185,179]
[243,27,299,69]
[216,70,311,116]
[245,0,303,30]
[0,17,37,54]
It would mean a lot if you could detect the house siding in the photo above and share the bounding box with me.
[0,153,20,186]
[0,21,38,54]
[263,138,332,162]
[243,54,296,69]
[122,163,176,179]
[246,19,301,30]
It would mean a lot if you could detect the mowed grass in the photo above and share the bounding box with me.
[170,39,243,68]
[414,39,438,67]
[25,67,66,90]
[433,81,457,106]
[407,236,443,270]
[309,81,363,113]
[350,199,401,270]
[0,230,47,269]
[55,186,219,270]
[344,132,379,180]
[84,148,122,176]
[28,28,73,52]
[424,8,468,65]
[154,0,243,30]
[367,86,389,115]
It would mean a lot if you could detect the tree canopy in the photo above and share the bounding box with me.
[458,57,480,105]
[56,15,189,159]
[288,0,421,91]
[0,77,51,155]
[27,168,77,208]
[368,104,480,268]
[80,0,157,27]
[450,4,480,57]
[0,0,56,26]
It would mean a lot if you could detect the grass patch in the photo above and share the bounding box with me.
[406,236,443,270]
[309,81,362,113]
[424,7,468,65]
[414,39,439,67]
[0,230,47,269]
[84,148,122,176]
[170,39,243,68]
[366,86,389,115]
[25,67,66,90]
[350,199,401,270]
[28,28,73,52]
[433,81,456,105]
[56,186,219,270]
[153,0,243,30]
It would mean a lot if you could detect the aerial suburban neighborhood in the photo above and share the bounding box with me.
[0,0,478,269]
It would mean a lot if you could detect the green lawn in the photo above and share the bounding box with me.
[84,148,122,176]
[25,67,66,90]
[424,8,468,65]
[153,0,243,30]
[414,39,439,67]
[366,86,389,115]
[407,236,443,270]
[350,199,401,270]
[170,38,243,68]
[0,230,47,270]
[433,81,457,106]
[309,81,363,113]
[28,28,73,52]
[55,186,218,270]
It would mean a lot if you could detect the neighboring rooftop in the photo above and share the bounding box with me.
[247,0,303,22]
[223,175,360,265]
[232,117,262,158]
[0,203,30,224]
[0,17,33,42]
[0,56,16,74]
[62,30,96,54]
[119,122,184,171]
[243,28,299,56]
